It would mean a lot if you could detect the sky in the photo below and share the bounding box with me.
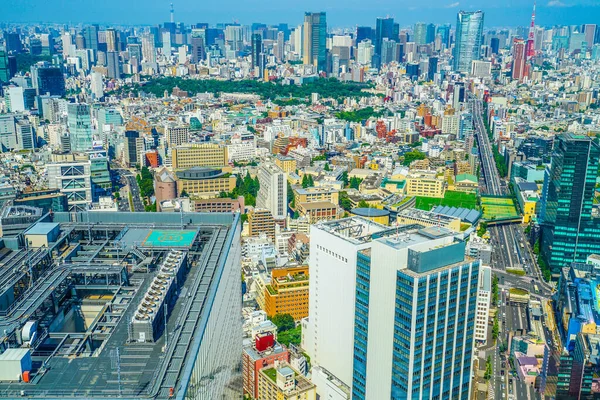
[2,0,600,28]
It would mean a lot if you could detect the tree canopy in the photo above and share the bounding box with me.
[114,77,375,102]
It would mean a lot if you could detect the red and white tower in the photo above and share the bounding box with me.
[525,1,536,59]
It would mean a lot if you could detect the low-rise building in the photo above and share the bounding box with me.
[191,196,245,213]
[397,208,461,231]
[293,186,339,205]
[454,173,478,193]
[258,364,316,400]
[260,265,309,320]
[248,208,276,239]
[243,333,289,399]
[275,155,297,174]
[297,201,341,224]
[175,167,236,199]
[405,170,446,198]
[171,143,228,169]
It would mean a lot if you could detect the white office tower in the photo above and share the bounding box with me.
[91,71,104,99]
[256,163,287,220]
[304,218,481,400]
[357,40,374,65]
[475,265,492,343]
[162,31,172,58]
[178,45,187,64]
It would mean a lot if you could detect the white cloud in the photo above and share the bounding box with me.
[446,1,460,7]
[547,0,566,6]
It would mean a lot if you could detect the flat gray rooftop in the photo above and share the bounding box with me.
[0,211,238,399]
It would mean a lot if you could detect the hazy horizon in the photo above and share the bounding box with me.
[2,0,600,29]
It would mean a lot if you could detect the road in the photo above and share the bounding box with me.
[471,97,553,295]
[471,96,552,400]
[114,168,144,212]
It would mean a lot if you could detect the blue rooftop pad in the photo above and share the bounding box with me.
[25,222,59,236]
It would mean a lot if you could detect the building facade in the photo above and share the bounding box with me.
[172,143,228,169]
[453,11,484,73]
[257,163,288,221]
[541,133,600,271]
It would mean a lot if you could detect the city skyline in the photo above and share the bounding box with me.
[2,1,600,28]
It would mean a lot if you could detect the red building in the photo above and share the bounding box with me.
[511,38,527,82]
[242,333,289,399]
[145,150,160,168]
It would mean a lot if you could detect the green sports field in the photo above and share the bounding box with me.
[480,196,519,220]
[415,191,478,211]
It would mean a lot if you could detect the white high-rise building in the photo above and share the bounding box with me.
[475,265,492,343]
[357,39,374,65]
[303,218,389,389]
[256,163,287,220]
[141,34,156,63]
[47,160,92,211]
[441,114,459,136]
[178,45,187,65]
[162,32,172,58]
[91,71,104,99]
[304,218,482,400]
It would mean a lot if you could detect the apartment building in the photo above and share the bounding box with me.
[172,143,229,169]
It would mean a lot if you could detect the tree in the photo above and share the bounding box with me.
[302,174,314,188]
[492,315,499,340]
[358,200,370,208]
[349,176,362,190]
[271,313,295,332]
[484,356,493,380]
[323,163,331,172]
[402,150,426,166]
[492,275,499,305]
[341,171,349,187]
[339,191,353,211]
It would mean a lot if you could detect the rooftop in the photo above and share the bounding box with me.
[24,222,59,236]
[0,211,240,399]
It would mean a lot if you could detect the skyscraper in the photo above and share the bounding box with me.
[190,29,206,64]
[303,12,327,71]
[375,17,395,57]
[303,218,480,399]
[105,28,118,53]
[583,24,597,50]
[0,49,13,84]
[106,51,120,79]
[414,23,428,45]
[436,24,451,49]
[251,33,263,68]
[256,163,287,221]
[68,103,93,152]
[427,56,438,81]
[356,26,373,44]
[354,228,478,400]
[511,38,527,81]
[414,23,436,45]
[84,25,99,52]
[541,133,600,271]
[453,11,484,73]
[31,63,65,97]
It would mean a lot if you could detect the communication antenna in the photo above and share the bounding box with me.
[170,3,174,23]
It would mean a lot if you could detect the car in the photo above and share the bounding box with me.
[501,369,505,376]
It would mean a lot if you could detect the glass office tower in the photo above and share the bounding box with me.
[67,103,93,152]
[453,11,484,73]
[541,133,600,271]
[303,12,327,72]
[352,227,479,400]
